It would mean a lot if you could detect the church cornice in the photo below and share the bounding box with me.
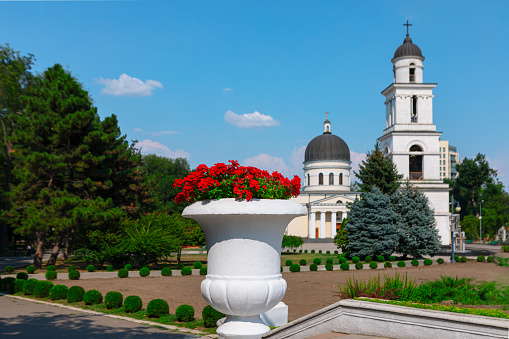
[381,83,437,96]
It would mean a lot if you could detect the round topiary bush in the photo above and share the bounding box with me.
[352,256,360,263]
[334,250,338,255]
[176,263,184,269]
[369,262,378,269]
[365,256,372,263]
[487,256,494,263]
[424,258,433,266]
[5,266,15,274]
[14,279,25,293]
[326,258,333,265]
[304,250,308,253]
[69,270,80,280]
[460,256,468,263]
[338,257,347,264]
[285,259,293,266]
[397,261,406,268]
[318,250,322,254]
[49,285,68,300]
[67,286,85,303]
[124,264,132,271]
[377,255,385,262]
[161,267,172,276]
[477,255,485,262]
[147,299,169,318]
[181,267,192,276]
[340,263,350,271]
[299,249,302,253]
[326,250,330,254]
[176,304,195,322]
[26,265,36,274]
[34,280,54,298]
[454,255,460,262]
[325,263,333,271]
[118,268,128,278]
[313,258,321,265]
[45,271,57,281]
[86,265,95,272]
[290,264,300,273]
[124,295,143,313]
[1,277,16,293]
[299,259,307,266]
[83,289,103,305]
[293,249,297,253]
[193,261,203,269]
[68,265,76,272]
[140,267,150,277]
[310,263,318,271]
[384,262,392,268]
[311,249,315,254]
[47,265,56,271]
[389,256,396,262]
[411,259,419,267]
[200,266,207,276]
[106,265,114,272]
[202,305,225,328]
[16,272,28,280]
[105,291,123,309]
[437,258,445,264]
[355,262,363,270]
[22,278,38,295]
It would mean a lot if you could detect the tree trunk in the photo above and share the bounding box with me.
[0,118,13,255]
[33,231,46,268]
[48,232,63,265]
[177,247,182,264]
[63,230,73,261]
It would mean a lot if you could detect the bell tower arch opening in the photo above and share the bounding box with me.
[409,145,423,180]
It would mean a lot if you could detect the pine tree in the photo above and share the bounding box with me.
[345,188,398,258]
[391,185,441,258]
[354,143,403,195]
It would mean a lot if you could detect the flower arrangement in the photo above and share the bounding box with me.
[174,160,301,203]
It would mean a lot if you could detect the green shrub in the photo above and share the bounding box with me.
[14,279,25,293]
[311,249,315,253]
[310,263,318,271]
[299,249,302,253]
[437,258,445,264]
[319,250,322,254]
[487,256,494,263]
[69,270,80,280]
[304,250,308,253]
[365,256,372,263]
[355,262,363,270]
[106,265,114,272]
[424,258,433,266]
[389,256,396,262]
[147,299,169,318]
[45,271,57,281]
[181,267,192,276]
[384,262,392,268]
[193,261,203,269]
[161,267,172,276]
[299,259,307,266]
[325,263,333,271]
[326,250,330,254]
[200,266,207,276]
[460,256,468,263]
[26,265,36,274]
[502,245,509,252]
[124,264,132,271]
[340,263,350,271]
[16,272,28,280]
[454,255,460,262]
[105,291,123,309]
[326,258,333,265]
[285,259,293,266]
[411,259,419,267]
[289,264,300,273]
[369,262,378,269]
[397,261,406,268]
[377,255,385,262]
[124,295,143,313]
[22,278,38,295]
[67,286,85,303]
[352,256,360,263]
[140,267,150,277]
[49,285,68,300]
[86,265,95,272]
[176,304,195,322]
[313,258,321,265]
[338,256,347,264]
[176,263,184,269]
[34,280,54,298]
[334,250,338,254]
[83,289,103,305]
[47,265,56,271]
[118,268,128,278]
[68,265,76,272]
[477,255,485,262]
[5,266,15,274]
[202,305,225,328]
[1,277,15,293]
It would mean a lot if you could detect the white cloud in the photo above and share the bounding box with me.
[350,150,367,183]
[224,88,233,92]
[135,139,190,159]
[488,154,509,190]
[224,110,280,128]
[133,128,180,136]
[243,154,289,174]
[97,74,163,97]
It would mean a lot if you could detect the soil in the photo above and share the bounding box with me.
[57,260,509,322]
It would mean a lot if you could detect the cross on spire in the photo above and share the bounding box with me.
[325,111,329,121]
[403,20,412,36]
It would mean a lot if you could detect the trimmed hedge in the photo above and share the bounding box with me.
[176,304,195,322]
[397,261,406,268]
[377,255,385,262]
[26,265,36,274]
[311,249,315,253]
[285,259,293,266]
[202,305,225,328]
[355,262,363,270]
[365,256,372,263]
[86,265,95,272]
[319,250,322,254]
[411,259,419,267]
[83,289,103,305]
[181,267,192,276]
[124,264,132,271]
[299,259,307,266]
[193,261,203,269]
[325,263,333,271]
[487,256,494,263]
[1,277,16,293]
[313,258,321,265]
[176,263,184,269]
[67,286,85,303]
[437,258,445,264]
[200,266,207,276]
[139,267,150,277]
[460,256,468,263]
[340,263,349,271]
[389,256,396,262]
[16,272,29,280]
[46,271,57,281]
[5,266,15,274]
[118,268,129,278]
[424,258,433,266]
[34,280,54,298]
[105,291,123,309]
[454,255,460,262]
[369,262,378,269]
[124,295,143,313]
[69,270,80,280]
[22,278,38,295]
[338,256,347,264]
[147,299,169,318]
[310,263,318,271]
[384,262,392,268]
[47,265,56,271]
[352,256,360,263]
[290,264,300,273]
[161,267,172,276]
[477,255,485,262]
[326,258,333,265]
[326,250,330,254]
[106,265,114,272]
[15,279,25,293]
[49,285,68,300]
[68,265,76,272]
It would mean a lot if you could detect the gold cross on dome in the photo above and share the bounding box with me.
[325,111,329,120]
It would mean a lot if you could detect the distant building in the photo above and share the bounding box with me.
[439,140,459,180]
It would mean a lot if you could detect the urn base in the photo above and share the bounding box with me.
[217,315,269,339]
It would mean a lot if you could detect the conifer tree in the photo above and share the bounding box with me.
[354,143,403,195]
[345,188,398,258]
[391,184,441,258]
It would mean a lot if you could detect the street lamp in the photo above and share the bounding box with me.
[479,200,484,244]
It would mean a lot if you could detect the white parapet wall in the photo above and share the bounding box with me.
[263,299,509,339]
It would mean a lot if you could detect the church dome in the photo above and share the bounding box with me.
[393,35,424,60]
[305,132,350,162]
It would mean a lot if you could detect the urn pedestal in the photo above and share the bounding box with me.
[183,198,306,339]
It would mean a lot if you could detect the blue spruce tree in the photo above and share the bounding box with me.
[345,188,397,258]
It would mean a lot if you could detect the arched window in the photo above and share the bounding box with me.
[409,145,423,180]
[329,173,334,185]
[411,95,418,122]
[339,173,343,185]
[318,173,324,185]
[409,63,416,82]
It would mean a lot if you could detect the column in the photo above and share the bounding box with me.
[330,212,337,238]
[308,212,316,239]
[319,212,326,239]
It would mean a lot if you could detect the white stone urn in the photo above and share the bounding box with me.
[182,198,306,339]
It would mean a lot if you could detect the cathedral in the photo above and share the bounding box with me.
[287,27,451,245]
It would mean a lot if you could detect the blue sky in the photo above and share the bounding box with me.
[1,1,508,188]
